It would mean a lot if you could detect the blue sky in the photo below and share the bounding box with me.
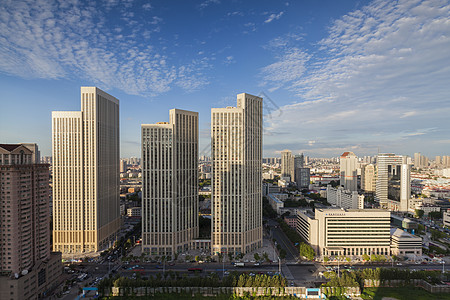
[1,0,449,158]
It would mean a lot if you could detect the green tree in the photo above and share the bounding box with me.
[299,243,315,260]
[415,209,425,218]
[323,256,329,263]
[254,253,261,262]
[195,255,200,262]
[362,254,370,261]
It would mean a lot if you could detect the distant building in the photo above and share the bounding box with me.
[0,144,62,300]
[376,153,411,212]
[296,208,391,257]
[361,164,377,193]
[142,109,198,256]
[295,167,310,190]
[340,152,358,191]
[211,93,263,255]
[327,186,364,209]
[127,207,142,218]
[281,150,294,181]
[414,152,428,169]
[120,159,127,173]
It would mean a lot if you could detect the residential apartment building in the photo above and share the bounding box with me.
[361,164,377,193]
[0,144,62,300]
[141,109,198,256]
[211,93,263,255]
[52,87,120,253]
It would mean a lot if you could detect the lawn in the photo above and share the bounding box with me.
[361,287,450,300]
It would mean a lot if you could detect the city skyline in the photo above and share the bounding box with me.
[1,0,450,158]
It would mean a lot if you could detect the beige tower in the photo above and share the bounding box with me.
[361,164,377,193]
[52,87,120,253]
[211,93,263,255]
[141,109,199,256]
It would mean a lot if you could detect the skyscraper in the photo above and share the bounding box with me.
[141,109,198,256]
[376,153,411,212]
[52,87,120,253]
[294,153,310,189]
[211,93,263,255]
[414,152,428,169]
[281,149,294,180]
[340,151,358,191]
[0,144,62,299]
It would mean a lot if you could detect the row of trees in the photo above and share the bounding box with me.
[99,272,288,293]
[323,268,445,288]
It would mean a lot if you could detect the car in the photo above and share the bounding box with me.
[396,263,402,266]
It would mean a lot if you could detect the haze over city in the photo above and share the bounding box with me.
[1,0,449,158]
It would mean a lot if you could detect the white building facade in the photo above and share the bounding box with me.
[327,186,364,209]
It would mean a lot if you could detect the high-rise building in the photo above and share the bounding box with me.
[340,152,358,191]
[376,153,411,212]
[52,87,120,253]
[0,144,62,299]
[435,156,441,166]
[414,152,428,169]
[326,186,364,209]
[120,159,127,173]
[211,93,263,255]
[361,164,377,193]
[281,150,294,181]
[141,109,199,256]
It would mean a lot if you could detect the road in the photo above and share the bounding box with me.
[267,219,299,261]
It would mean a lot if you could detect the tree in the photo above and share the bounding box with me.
[227,252,233,262]
[415,209,425,218]
[254,253,261,262]
[323,256,329,263]
[262,252,270,262]
[362,254,370,261]
[429,211,442,220]
[299,243,315,260]
[195,255,200,263]
[279,249,287,259]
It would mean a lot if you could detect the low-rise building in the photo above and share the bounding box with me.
[267,193,285,214]
[296,208,391,257]
[390,228,422,257]
[443,209,450,228]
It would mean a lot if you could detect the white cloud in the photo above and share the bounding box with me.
[0,0,209,96]
[199,0,220,10]
[264,12,284,23]
[261,0,450,156]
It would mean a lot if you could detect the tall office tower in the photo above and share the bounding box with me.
[444,156,450,167]
[211,93,263,255]
[375,153,411,212]
[0,144,62,299]
[361,164,377,193]
[141,109,198,256]
[340,152,358,191]
[52,87,120,253]
[281,149,294,180]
